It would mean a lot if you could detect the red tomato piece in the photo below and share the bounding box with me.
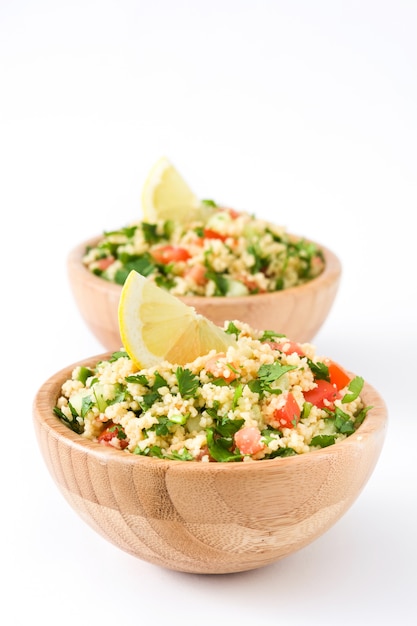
[151,245,191,264]
[205,353,238,381]
[98,423,129,450]
[234,427,265,455]
[184,264,208,286]
[327,361,351,390]
[267,340,305,356]
[304,380,340,409]
[272,392,301,429]
[220,207,242,220]
[203,228,229,242]
[96,256,115,271]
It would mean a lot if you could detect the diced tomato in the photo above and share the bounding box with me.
[272,392,301,429]
[184,264,208,286]
[225,207,241,219]
[303,380,340,409]
[98,423,129,450]
[267,340,305,356]
[203,228,229,242]
[234,427,265,455]
[96,256,115,271]
[327,361,351,390]
[205,353,238,381]
[234,274,265,293]
[151,245,191,264]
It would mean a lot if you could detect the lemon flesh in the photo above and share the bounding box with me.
[141,156,214,224]
[118,270,236,368]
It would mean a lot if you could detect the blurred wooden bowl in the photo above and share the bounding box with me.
[67,236,342,350]
[33,354,387,574]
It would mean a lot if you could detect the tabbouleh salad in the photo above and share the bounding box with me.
[82,204,325,297]
[54,321,370,462]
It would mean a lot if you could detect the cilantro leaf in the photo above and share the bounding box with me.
[125,374,149,385]
[225,321,241,337]
[53,406,84,434]
[176,367,199,399]
[270,447,297,458]
[307,359,330,381]
[342,376,364,404]
[152,372,168,391]
[140,391,161,411]
[133,445,164,458]
[258,362,296,384]
[215,417,244,438]
[310,434,337,448]
[334,407,355,435]
[205,271,229,296]
[81,396,94,418]
[232,384,243,409]
[259,330,286,342]
[354,405,372,428]
[109,351,129,362]
[141,222,161,244]
[114,255,155,285]
[167,449,194,461]
[206,427,242,462]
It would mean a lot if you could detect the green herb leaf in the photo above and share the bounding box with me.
[354,405,372,428]
[342,376,364,404]
[232,384,243,409]
[114,255,155,285]
[334,407,355,435]
[176,367,199,399]
[259,330,286,342]
[134,445,164,458]
[152,372,168,391]
[258,362,296,384]
[140,391,161,411]
[141,222,161,244]
[104,225,138,238]
[310,434,337,448]
[205,271,229,296]
[270,447,297,458]
[215,417,244,438]
[225,321,241,337]
[109,351,129,362]
[206,427,242,462]
[247,379,263,395]
[81,396,94,418]
[307,359,330,381]
[53,406,84,434]
[167,449,194,461]
[125,374,149,385]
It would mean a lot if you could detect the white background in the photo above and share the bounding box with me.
[1,1,416,624]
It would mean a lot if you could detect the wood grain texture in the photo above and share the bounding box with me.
[33,355,387,574]
[67,236,342,351]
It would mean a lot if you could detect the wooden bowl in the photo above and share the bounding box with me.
[67,236,342,350]
[33,353,387,574]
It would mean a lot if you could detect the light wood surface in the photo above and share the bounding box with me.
[33,354,387,574]
[67,236,342,351]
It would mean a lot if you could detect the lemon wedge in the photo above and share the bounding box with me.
[141,156,214,224]
[118,270,237,368]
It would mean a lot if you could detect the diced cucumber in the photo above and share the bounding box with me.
[225,278,249,297]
